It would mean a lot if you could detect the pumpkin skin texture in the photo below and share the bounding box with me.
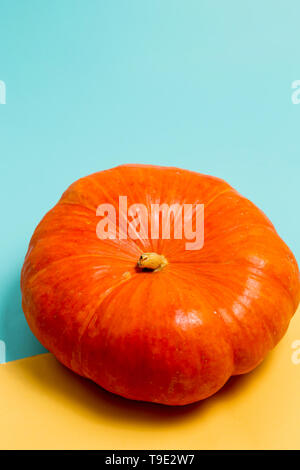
[21,164,300,406]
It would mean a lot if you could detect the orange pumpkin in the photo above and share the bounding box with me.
[21,164,300,405]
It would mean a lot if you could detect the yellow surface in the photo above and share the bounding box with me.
[1,307,300,450]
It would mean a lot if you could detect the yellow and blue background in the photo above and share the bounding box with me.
[0,0,300,449]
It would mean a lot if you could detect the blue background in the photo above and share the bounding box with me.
[1,0,300,362]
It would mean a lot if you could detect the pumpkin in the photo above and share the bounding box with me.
[21,164,300,406]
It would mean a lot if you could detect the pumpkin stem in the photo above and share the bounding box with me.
[137,253,168,272]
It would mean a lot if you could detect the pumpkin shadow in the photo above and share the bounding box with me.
[0,273,47,363]
[15,349,275,427]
